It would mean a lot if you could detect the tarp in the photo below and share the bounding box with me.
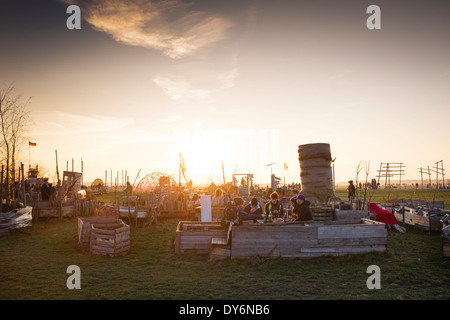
[0,206,33,230]
[369,203,398,225]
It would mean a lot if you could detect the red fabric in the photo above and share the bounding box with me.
[369,203,398,225]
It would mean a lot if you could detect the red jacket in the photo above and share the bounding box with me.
[369,203,398,225]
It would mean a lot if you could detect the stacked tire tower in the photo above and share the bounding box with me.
[298,143,334,204]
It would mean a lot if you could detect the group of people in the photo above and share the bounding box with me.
[40,182,56,201]
[222,191,313,226]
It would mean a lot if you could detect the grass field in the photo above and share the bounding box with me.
[333,188,450,209]
[0,189,449,301]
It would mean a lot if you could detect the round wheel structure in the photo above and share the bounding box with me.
[135,172,177,193]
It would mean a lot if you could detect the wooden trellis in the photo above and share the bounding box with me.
[376,162,405,189]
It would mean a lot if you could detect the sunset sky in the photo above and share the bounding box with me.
[1,0,449,187]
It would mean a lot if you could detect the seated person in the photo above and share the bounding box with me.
[290,197,298,220]
[264,192,285,223]
[244,197,263,215]
[293,194,313,222]
[235,197,263,224]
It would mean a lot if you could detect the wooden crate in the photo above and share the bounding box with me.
[90,219,130,257]
[77,216,121,247]
[231,218,387,258]
[175,221,227,254]
[394,207,444,232]
[311,206,334,222]
[442,225,450,259]
[333,210,369,224]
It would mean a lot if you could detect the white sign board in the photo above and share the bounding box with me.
[201,195,212,222]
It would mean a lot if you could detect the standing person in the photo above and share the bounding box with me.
[125,181,133,196]
[347,180,356,202]
[40,181,49,201]
[293,194,313,222]
[264,192,284,223]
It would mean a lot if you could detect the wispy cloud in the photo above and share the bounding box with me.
[67,0,233,59]
[328,69,354,85]
[41,112,134,136]
[153,76,212,102]
[154,54,240,102]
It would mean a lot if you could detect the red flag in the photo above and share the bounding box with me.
[29,141,36,146]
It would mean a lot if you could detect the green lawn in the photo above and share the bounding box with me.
[334,188,450,209]
[0,189,449,300]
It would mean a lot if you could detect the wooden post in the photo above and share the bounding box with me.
[21,163,26,207]
[0,165,3,213]
[55,150,60,186]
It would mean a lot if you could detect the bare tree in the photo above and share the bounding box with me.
[0,84,31,209]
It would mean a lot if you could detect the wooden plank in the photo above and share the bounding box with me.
[91,246,114,254]
[91,242,114,250]
[301,247,337,253]
[318,237,387,246]
[211,237,228,246]
[92,233,115,241]
[115,225,130,234]
[115,240,130,249]
[92,228,116,236]
[317,225,386,240]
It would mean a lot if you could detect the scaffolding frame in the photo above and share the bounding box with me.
[376,162,405,189]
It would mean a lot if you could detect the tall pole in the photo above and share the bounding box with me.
[21,162,26,207]
[179,153,181,187]
[428,166,431,188]
[55,150,60,186]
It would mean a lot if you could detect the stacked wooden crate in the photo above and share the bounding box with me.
[90,219,130,257]
[442,225,450,259]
